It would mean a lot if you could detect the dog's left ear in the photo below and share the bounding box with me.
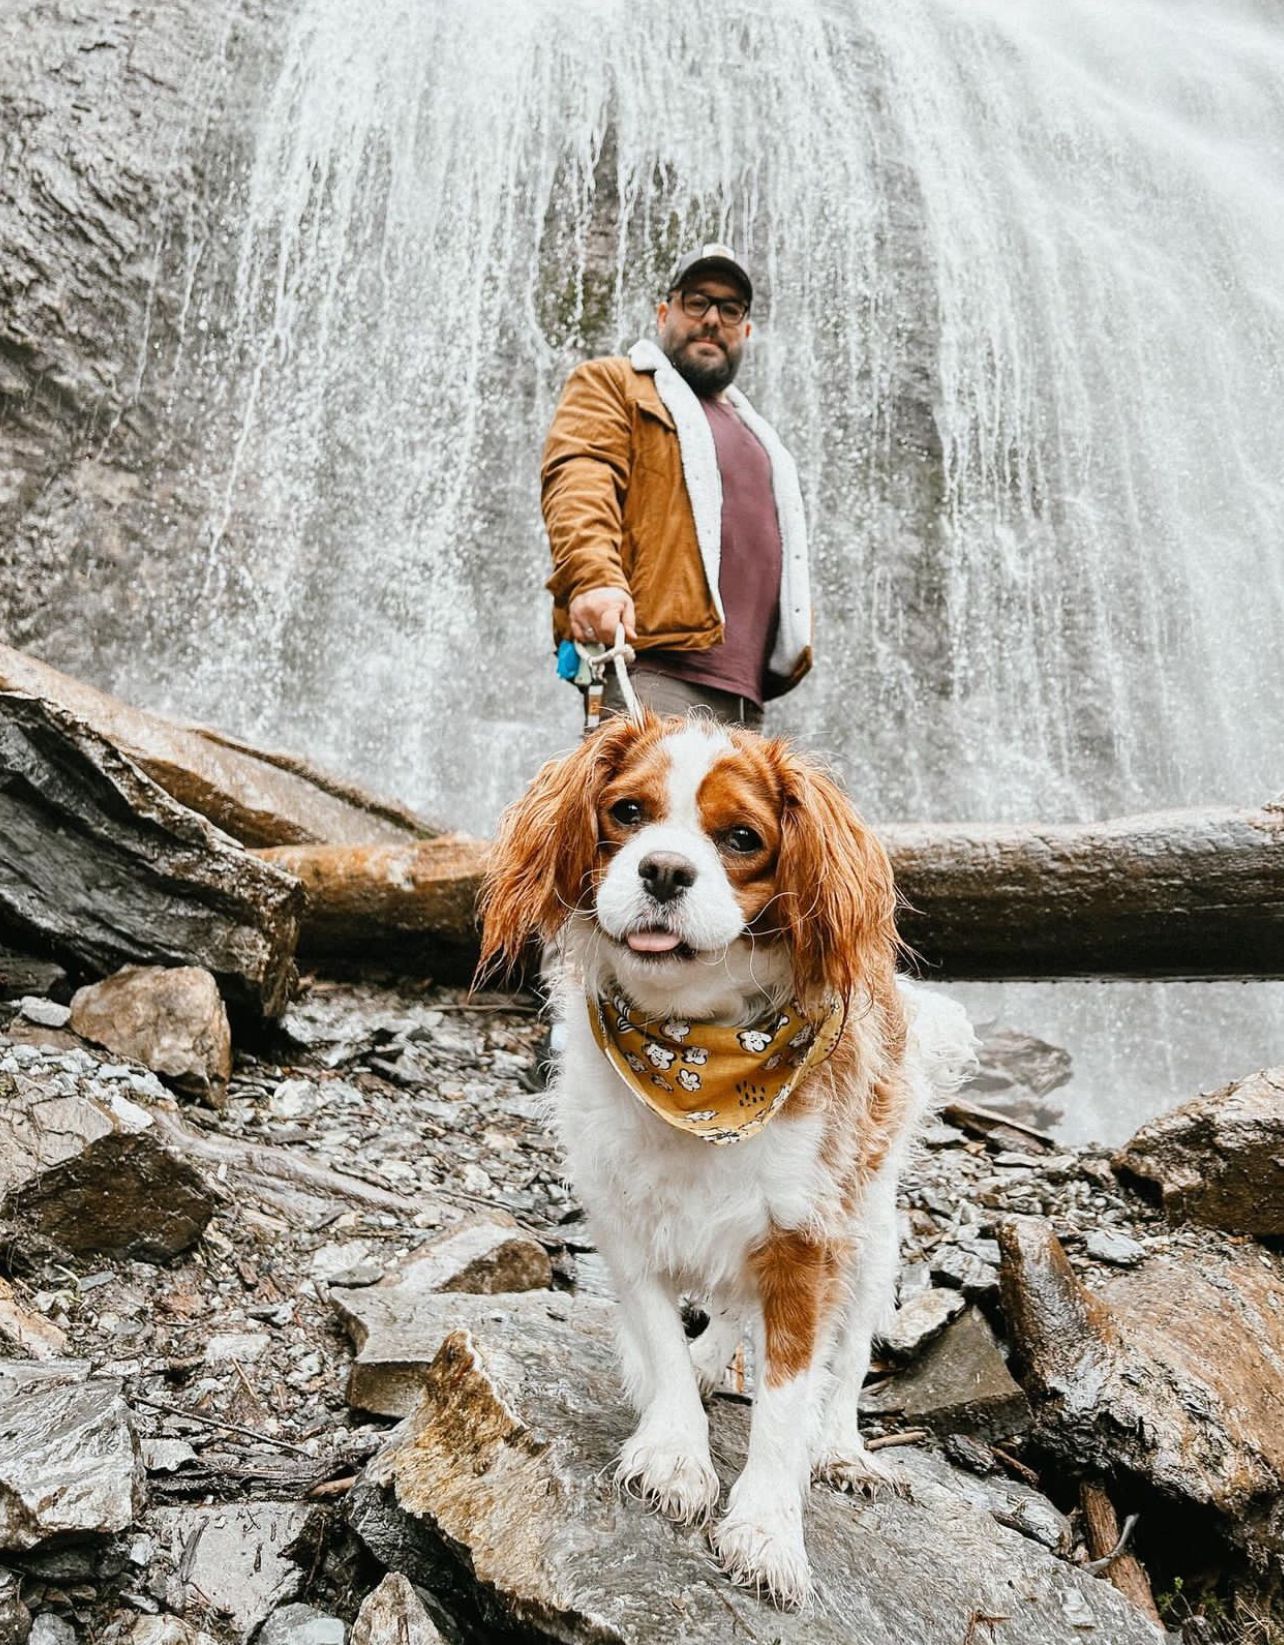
[767,744,898,1010]
[477,714,653,981]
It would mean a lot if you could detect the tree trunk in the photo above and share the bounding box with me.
[0,691,301,1016]
[256,802,1284,981]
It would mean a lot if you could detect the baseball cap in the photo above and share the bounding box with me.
[668,243,753,306]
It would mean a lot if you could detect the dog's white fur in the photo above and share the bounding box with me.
[485,719,975,1605]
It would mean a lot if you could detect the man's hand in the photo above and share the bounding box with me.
[569,586,637,645]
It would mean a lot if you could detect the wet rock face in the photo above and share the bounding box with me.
[348,1299,1163,1645]
[0,1050,215,1258]
[1113,1066,1284,1234]
[69,966,232,1111]
[1000,1215,1284,1556]
[0,1375,143,1550]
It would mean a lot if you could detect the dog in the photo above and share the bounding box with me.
[479,712,975,1606]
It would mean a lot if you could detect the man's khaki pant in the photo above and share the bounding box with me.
[599,664,764,731]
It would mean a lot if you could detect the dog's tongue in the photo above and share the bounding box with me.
[627,929,682,954]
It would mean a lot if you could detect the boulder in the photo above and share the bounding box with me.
[351,1575,446,1645]
[1113,1067,1284,1235]
[863,1306,1030,1441]
[0,1375,143,1550]
[999,1215,1284,1554]
[69,965,232,1110]
[347,1296,1162,1644]
[146,1504,320,1643]
[0,1060,215,1257]
[0,691,301,1019]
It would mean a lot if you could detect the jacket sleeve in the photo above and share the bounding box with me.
[541,361,633,605]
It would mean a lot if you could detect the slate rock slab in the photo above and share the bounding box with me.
[1000,1215,1284,1554]
[347,1296,1162,1644]
[1114,1066,1284,1234]
[864,1305,1030,1441]
[147,1503,320,1642]
[0,1375,143,1550]
[390,1214,553,1296]
[0,1063,215,1257]
[70,965,232,1111]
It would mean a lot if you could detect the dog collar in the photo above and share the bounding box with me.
[587,991,844,1145]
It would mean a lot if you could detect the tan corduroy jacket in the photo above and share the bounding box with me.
[541,343,813,699]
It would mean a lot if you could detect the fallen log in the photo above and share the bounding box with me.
[0,691,301,1016]
[0,644,436,847]
[256,802,1284,981]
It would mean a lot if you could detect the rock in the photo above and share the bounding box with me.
[0,949,66,1000]
[68,967,231,1111]
[0,1064,215,1258]
[347,1297,1161,1644]
[28,1618,74,1645]
[331,1287,580,1419]
[0,1567,31,1645]
[256,1605,344,1645]
[0,692,301,1020]
[147,1504,319,1642]
[16,1000,69,1031]
[929,1245,1000,1299]
[0,1279,67,1360]
[999,1215,1284,1555]
[0,1376,143,1550]
[1113,1067,1284,1235]
[863,1306,1030,1441]
[204,1332,270,1365]
[878,1287,965,1357]
[391,1215,552,1296]
[351,1575,446,1645]
[965,1024,1072,1110]
[1083,1230,1145,1267]
[113,1620,219,1645]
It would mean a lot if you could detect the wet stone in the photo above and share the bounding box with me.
[69,966,232,1111]
[878,1287,965,1358]
[256,1604,344,1645]
[147,1504,319,1642]
[864,1306,1031,1442]
[351,1574,447,1645]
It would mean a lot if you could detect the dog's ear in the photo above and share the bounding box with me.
[766,743,898,1010]
[477,714,653,981]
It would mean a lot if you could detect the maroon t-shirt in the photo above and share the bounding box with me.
[646,397,782,706]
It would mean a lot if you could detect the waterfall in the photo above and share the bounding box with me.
[133,0,1283,1139]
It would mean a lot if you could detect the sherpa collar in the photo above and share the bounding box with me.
[627,339,811,680]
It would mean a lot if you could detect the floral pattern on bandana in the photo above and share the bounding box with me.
[587,992,845,1145]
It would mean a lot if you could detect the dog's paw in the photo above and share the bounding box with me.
[711,1503,811,1609]
[812,1440,909,1499]
[616,1430,720,1525]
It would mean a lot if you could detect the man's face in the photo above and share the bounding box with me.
[657,276,753,397]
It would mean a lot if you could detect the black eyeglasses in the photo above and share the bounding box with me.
[672,289,750,326]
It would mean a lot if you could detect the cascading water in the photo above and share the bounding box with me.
[132,0,1283,1140]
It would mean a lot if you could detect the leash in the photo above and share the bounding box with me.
[577,622,644,733]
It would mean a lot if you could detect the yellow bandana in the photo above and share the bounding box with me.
[587,991,845,1145]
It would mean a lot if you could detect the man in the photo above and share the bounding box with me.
[542,243,813,730]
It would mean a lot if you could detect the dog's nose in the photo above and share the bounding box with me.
[638,851,697,904]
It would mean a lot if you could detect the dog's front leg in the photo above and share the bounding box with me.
[600,1238,720,1525]
[712,1229,839,1608]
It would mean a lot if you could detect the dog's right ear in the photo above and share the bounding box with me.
[476,713,653,982]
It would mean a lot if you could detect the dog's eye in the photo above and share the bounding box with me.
[609,799,644,828]
[724,825,763,854]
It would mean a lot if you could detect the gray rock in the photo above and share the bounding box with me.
[28,1618,75,1645]
[863,1306,1030,1441]
[0,1567,31,1645]
[389,1215,552,1296]
[0,1376,143,1550]
[347,1296,1160,1644]
[1084,1229,1145,1267]
[0,951,66,1000]
[878,1286,965,1357]
[0,1064,215,1258]
[351,1575,446,1645]
[930,1245,1000,1299]
[111,1620,220,1645]
[966,1024,1073,1102]
[16,1000,70,1031]
[999,1215,1284,1556]
[69,967,232,1112]
[1114,1066,1284,1235]
[147,1504,318,1642]
[256,1605,344,1645]
[331,1287,579,1419]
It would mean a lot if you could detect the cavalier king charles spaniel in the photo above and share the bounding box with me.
[479,712,974,1607]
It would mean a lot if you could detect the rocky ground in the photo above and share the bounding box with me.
[1,973,1282,1645]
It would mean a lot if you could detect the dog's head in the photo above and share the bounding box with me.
[478,713,897,1014]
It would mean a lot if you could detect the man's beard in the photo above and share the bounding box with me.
[668,336,740,397]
